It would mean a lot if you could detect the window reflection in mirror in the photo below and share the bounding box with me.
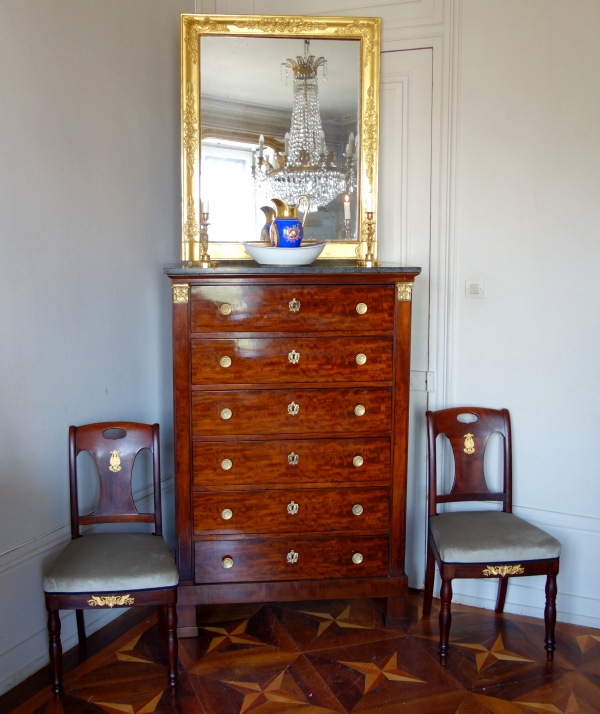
[200,36,360,243]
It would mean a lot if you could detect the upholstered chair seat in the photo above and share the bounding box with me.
[43,533,179,594]
[429,511,562,564]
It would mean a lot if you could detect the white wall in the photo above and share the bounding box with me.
[0,0,192,693]
[449,0,600,628]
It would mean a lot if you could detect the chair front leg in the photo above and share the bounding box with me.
[544,573,557,661]
[495,576,508,613]
[439,578,453,665]
[48,609,63,700]
[423,540,435,617]
[165,604,178,693]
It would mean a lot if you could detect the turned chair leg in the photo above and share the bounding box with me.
[48,609,63,700]
[544,573,557,661]
[423,541,435,617]
[165,604,178,693]
[438,578,452,665]
[495,577,509,613]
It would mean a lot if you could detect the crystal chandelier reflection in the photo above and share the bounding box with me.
[252,40,357,212]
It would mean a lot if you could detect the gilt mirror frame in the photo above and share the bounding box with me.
[180,13,381,262]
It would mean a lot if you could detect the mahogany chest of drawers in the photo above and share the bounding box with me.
[166,263,420,636]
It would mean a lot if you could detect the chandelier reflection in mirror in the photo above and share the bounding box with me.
[252,40,357,212]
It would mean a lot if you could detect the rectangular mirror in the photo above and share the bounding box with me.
[180,15,381,262]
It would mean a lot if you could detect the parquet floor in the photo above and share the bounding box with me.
[6,591,600,713]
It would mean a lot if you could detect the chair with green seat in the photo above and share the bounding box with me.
[423,407,561,665]
[43,422,178,700]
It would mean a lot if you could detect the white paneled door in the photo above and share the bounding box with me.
[379,49,433,588]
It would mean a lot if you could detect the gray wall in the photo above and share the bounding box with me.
[0,0,192,692]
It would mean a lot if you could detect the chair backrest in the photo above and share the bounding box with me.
[69,422,162,538]
[426,407,512,517]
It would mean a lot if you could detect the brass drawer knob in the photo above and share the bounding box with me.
[220,408,233,420]
[220,356,232,368]
[288,452,299,466]
[353,455,364,467]
[352,552,364,564]
[288,350,300,364]
[287,549,299,564]
[354,404,366,417]
[221,508,233,520]
[289,298,301,312]
[222,556,234,569]
[352,504,364,516]
[219,303,232,316]
[356,303,367,315]
[288,401,300,416]
[221,458,233,471]
[355,353,367,366]
[287,500,299,515]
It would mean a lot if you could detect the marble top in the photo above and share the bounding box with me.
[164,260,421,276]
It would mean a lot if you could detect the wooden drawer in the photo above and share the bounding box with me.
[191,336,393,385]
[192,437,391,488]
[190,284,395,333]
[194,535,389,583]
[193,487,389,534]
[191,387,393,436]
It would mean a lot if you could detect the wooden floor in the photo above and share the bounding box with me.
[4,590,600,713]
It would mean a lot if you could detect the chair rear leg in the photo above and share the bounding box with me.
[165,605,178,693]
[438,578,453,665]
[158,605,166,642]
[76,609,87,647]
[495,577,509,613]
[48,609,63,700]
[423,541,435,617]
[544,573,557,661]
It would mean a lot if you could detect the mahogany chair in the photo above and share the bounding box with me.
[43,422,178,700]
[423,407,561,665]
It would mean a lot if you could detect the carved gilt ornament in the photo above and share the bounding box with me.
[88,594,135,607]
[482,565,525,577]
[172,284,189,304]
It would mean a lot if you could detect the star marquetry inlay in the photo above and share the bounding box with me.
[201,619,265,653]
[516,691,579,713]
[222,670,307,714]
[340,652,425,694]
[453,634,535,671]
[95,690,164,714]
[114,633,153,665]
[576,633,600,653]
[297,604,371,636]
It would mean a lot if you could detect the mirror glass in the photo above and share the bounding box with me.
[200,36,361,243]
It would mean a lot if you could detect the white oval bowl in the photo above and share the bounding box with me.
[243,241,326,266]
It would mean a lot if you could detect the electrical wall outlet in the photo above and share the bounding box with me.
[465,279,485,299]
